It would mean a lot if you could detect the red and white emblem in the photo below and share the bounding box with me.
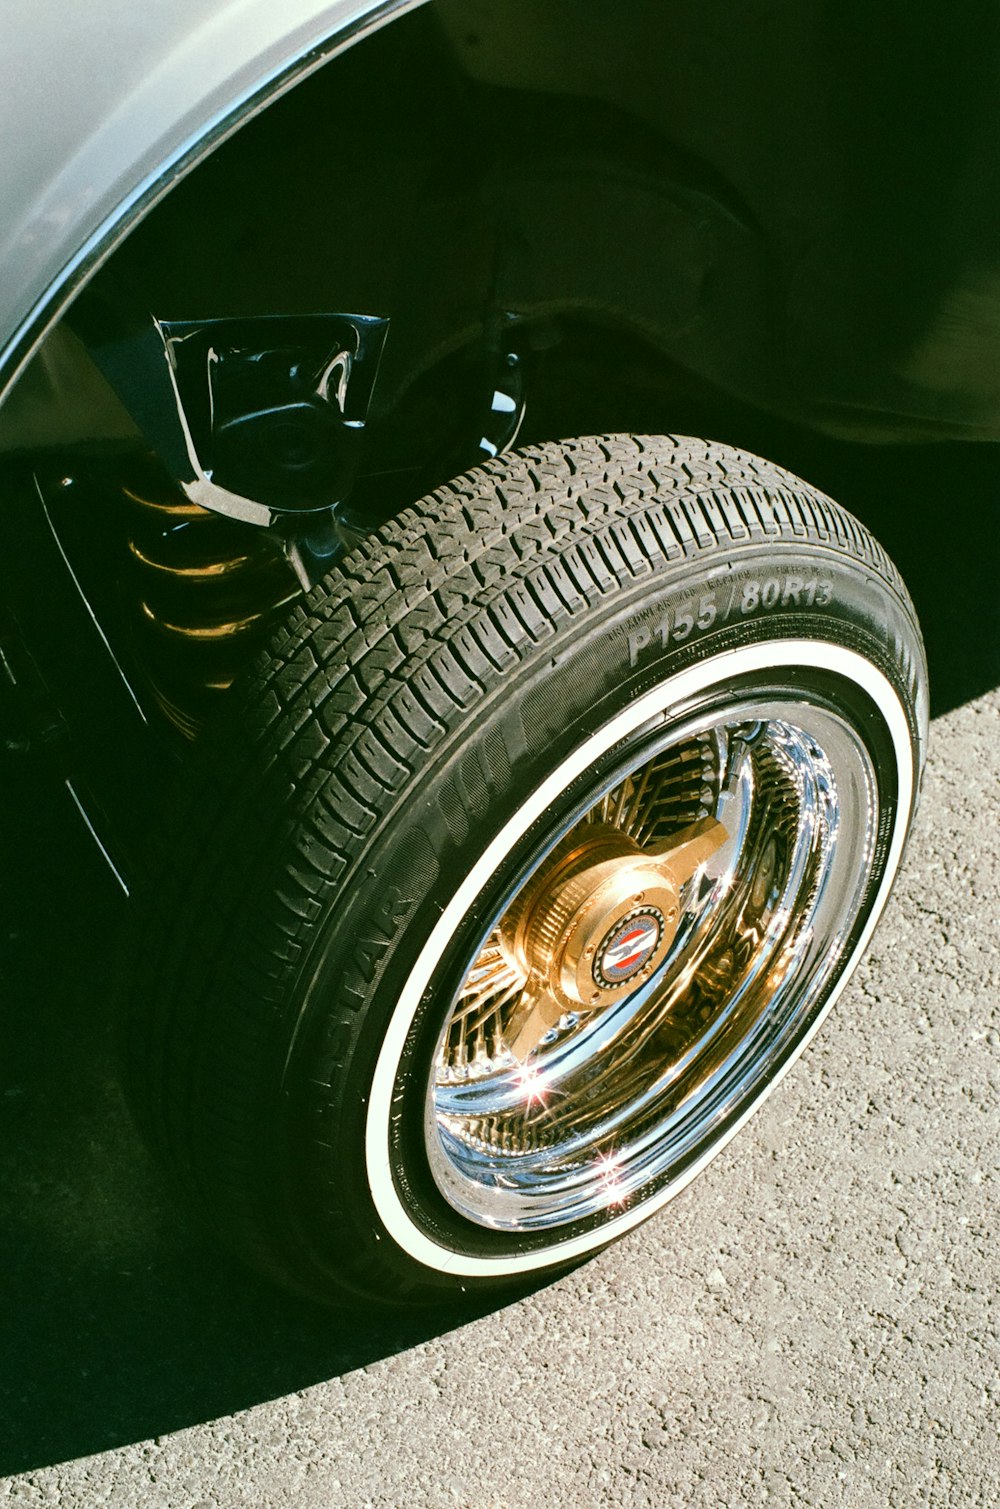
[594,908,664,989]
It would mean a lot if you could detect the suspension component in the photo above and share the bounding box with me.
[120,458,302,738]
[70,301,390,527]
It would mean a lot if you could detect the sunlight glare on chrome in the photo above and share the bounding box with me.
[595,1148,628,1208]
[515,1061,551,1107]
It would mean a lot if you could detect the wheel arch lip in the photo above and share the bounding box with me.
[0,0,427,409]
[363,639,917,1279]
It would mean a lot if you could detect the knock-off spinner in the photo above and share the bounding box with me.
[499,816,728,1060]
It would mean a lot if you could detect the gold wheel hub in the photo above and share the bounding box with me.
[499,816,728,1059]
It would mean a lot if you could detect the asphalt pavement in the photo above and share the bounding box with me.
[1,440,998,1508]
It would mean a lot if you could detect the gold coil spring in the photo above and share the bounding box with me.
[121,460,301,738]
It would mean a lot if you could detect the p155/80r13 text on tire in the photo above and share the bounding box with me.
[122,434,927,1306]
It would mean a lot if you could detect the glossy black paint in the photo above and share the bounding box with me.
[0,463,174,884]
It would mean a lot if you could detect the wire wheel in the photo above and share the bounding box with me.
[425,690,879,1232]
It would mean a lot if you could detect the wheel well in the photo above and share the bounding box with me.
[5,0,1000,467]
[1,1,777,482]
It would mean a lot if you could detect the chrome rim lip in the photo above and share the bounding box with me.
[423,692,879,1233]
[364,641,914,1279]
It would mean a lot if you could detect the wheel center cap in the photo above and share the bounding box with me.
[498,816,728,1059]
[594,907,665,989]
[504,826,684,1010]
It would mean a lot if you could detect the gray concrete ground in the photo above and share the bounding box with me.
[2,684,997,1507]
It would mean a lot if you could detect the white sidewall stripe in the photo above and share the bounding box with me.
[364,641,914,1277]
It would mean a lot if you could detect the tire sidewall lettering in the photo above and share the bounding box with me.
[624,561,882,676]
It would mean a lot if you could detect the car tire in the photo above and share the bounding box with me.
[121,434,927,1306]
